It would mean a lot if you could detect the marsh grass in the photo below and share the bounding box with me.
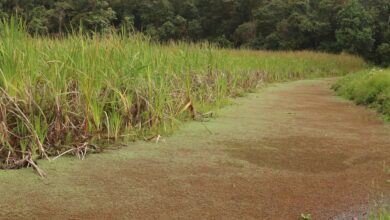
[0,18,367,170]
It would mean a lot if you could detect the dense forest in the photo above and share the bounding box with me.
[0,0,389,66]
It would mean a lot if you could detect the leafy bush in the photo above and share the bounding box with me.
[377,43,390,67]
[333,69,390,119]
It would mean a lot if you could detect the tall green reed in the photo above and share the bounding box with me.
[0,17,368,169]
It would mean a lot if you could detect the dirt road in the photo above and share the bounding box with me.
[1,79,390,220]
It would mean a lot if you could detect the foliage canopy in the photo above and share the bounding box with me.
[0,0,389,65]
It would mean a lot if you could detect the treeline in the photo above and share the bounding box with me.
[0,0,389,66]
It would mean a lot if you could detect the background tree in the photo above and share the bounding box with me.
[69,0,116,33]
[0,0,388,66]
[335,0,374,58]
[47,1,73,34]
[27,6,49,34]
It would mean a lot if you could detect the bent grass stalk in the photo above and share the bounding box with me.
[0,17,368,170]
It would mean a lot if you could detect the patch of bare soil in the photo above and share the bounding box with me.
[1,79,390,220]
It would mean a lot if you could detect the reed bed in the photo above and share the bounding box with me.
[0,19,367,172]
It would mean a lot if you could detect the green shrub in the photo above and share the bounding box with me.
[333,69,390,120]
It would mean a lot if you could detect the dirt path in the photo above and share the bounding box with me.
[1,79,390,220]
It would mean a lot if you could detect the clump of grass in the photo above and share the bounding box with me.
[333,68,390,120]
[369,206,390,220]
[0,17,367,171]
[300,213,312,220]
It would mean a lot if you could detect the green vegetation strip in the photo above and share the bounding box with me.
[0,19,367,172]
[333,69,390,120]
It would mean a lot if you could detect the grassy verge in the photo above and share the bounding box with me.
[333,68,390,120]
[0,18,368,171]
[369,206,390,220]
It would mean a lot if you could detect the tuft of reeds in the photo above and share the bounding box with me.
[0,17,368,171]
